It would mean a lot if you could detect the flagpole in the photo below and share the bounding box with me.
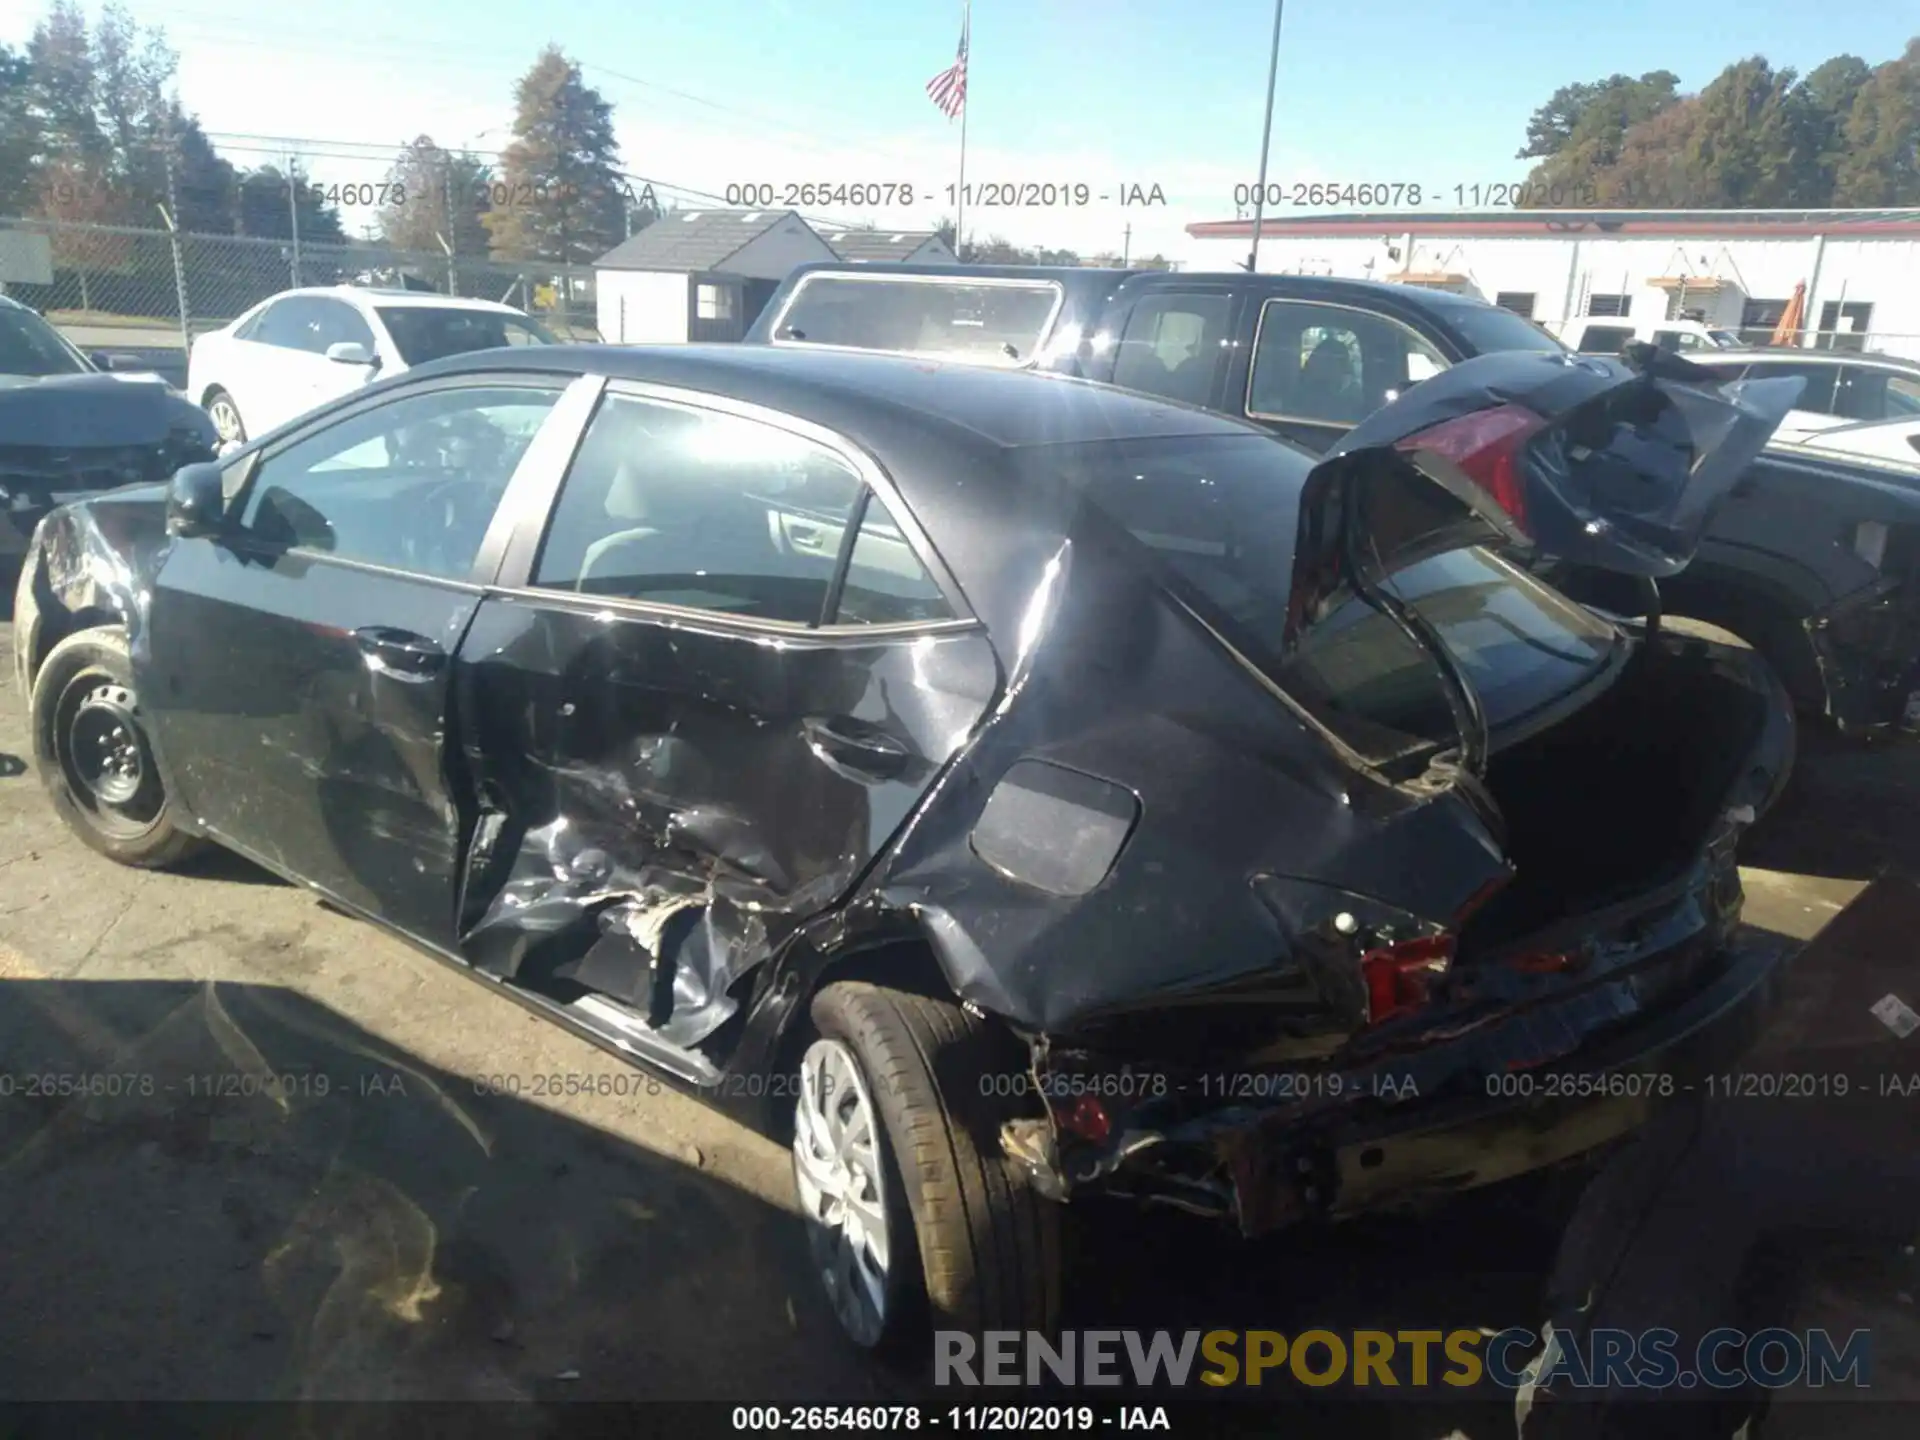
[956,0,970,260]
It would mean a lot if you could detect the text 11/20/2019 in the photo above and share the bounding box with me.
[730,1404,1172,1430]
[720,182,1167,209]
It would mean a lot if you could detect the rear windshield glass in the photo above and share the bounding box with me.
[375,307,556,365]
[1428,300,1567,356]
[0,305,90,377]
[769,275,1061,365]
[1013,434,1619,765]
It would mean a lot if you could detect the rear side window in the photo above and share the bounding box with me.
[1248,300,1449,425]
[533,393,953,627]
[1110,293,1232,408]
[1834,367,1920,422]
[768,274,1061,365]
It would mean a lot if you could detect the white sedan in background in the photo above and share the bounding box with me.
[186,287,558,446]
[1779,415,1920,468]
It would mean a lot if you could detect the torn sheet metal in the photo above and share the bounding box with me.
[450,599,1002,1053]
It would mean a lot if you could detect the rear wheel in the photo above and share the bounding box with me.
[30,627,205,868]
[204,387,246,446]
[793,982,1063,1355]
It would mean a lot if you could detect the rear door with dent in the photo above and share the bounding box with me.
[448,382,1000,1053]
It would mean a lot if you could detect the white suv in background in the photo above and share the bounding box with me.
[186,287,558,446]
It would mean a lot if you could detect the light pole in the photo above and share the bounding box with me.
[1245,0,1286,273]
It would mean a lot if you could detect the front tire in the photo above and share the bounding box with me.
[204,387,246,447]
[795,982,1063,1355]
[30,627,205,868]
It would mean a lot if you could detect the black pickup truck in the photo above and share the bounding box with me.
[747,263,1920,736]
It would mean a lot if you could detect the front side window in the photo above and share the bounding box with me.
[1110,293,1232,407]
[1249,301,1450,425]
[375,307,556,365]
[1747,362,1840,414]
[252,298,321,351]
[312,299,376,352]
[237,383,562,578]
[533,393,952,627]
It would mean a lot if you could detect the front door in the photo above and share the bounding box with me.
[449,384,998,1051]
[142,374,576,943]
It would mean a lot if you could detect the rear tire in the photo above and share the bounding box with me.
[795,982,1063,1356]
[29,627,206,869]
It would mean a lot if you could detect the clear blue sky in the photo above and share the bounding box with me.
[6,1,1917,254]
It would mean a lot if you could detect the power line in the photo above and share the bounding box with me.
[158,11,914,166]
[187,132,876,232]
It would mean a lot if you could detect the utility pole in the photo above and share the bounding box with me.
[443,151,460,296]
[287,153,302,285]
[1122,223,1131,266]
[160,129,192,353]
[1246,0,1286,273]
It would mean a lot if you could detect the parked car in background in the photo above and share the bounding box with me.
[1779,414,1920,467]
[0,293,219,557]
[16,342,1798,1352]
[185,286,557,447]
[1552,316,1741,355]
[1693,347,1920,443]
[750,264,1920,738]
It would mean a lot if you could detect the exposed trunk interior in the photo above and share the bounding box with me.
[1461,641,1772,953]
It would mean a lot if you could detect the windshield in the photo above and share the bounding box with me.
[375,307,556,365]
[1432,301,1568,356]
[769,274,1062,365]
[0,304,92,378]
[1015,433,1620,766]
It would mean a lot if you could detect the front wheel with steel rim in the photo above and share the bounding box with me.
[204,388,246,447]
[29,627,205,868]
[796,981,1063,1356]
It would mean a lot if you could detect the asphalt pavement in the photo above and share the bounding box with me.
[0,590,1913,1435]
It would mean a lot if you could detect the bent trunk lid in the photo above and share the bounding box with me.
[1284,347,1803,772]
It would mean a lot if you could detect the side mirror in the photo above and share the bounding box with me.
[325,341,379,368]
[166,462,228,538]
[90,350,145,372]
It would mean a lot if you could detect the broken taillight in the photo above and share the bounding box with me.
[1361,934,1455,1025]
[1394,404,1551,529]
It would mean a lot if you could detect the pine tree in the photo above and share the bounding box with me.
[482,46,627,264]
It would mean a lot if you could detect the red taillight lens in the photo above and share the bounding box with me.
[1394,404,1550,529]
[1361,934,1455,1025]
[1057,1094,1112,1144]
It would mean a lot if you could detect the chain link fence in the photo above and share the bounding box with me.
[0,216,601,350]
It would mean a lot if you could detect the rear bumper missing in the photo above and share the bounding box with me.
[1003,926,1792,1235]
[1806,577,1920,735]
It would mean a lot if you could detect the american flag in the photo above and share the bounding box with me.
[926,20,968,120]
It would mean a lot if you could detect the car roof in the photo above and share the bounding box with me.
[266,286,526,315]
[406,342,1265,450]
[1710,347,1920,372]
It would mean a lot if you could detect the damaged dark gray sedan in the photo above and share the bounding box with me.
[13,342,1800,1352]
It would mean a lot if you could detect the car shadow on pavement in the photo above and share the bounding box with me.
[0,973,1587,1436]
[0,976,893,1417]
